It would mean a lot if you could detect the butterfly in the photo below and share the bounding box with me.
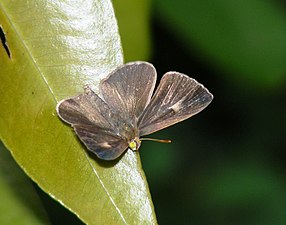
[56,61,213,160]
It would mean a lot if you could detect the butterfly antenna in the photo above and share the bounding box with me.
[140,138,171,143]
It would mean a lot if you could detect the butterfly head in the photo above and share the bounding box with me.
[128,137,141,151]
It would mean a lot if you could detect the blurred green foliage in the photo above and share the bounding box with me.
[153,0,286,90]
[113,0,152,61]
[0,144,50,225]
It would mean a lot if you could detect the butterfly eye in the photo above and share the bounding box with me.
[129,141,137,150]
[128,138,141,151]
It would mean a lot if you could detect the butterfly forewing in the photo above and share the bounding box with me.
[100,62,157,122]
[138,72,213,136]
[57,88,123,130]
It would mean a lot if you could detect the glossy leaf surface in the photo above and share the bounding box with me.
[0,1,157,224]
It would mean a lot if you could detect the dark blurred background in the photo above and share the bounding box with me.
[3,0,286,224]
[136,0,286,224]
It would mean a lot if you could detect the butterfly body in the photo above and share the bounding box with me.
[57,62,213,160]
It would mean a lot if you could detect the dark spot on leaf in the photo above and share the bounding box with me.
[0,25,11,59]
[32,91,34,95]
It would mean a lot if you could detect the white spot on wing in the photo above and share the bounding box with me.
[169,97,186,113]
[170,102,181,113]
[100,142,112,148]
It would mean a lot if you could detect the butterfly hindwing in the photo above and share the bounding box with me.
[73,124,128,160]
[138,72,213,136]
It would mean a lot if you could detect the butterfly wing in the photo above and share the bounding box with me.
[57,87,120,129]
[73,124,128,160]
[56,88,128,160]
[138,72,213,136]
[100,62,157,123]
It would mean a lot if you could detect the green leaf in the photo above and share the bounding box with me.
[0,143,51,225]
[155,0,286,89]
[0,1,157,224]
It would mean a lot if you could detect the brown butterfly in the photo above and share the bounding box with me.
[56,62,213,160]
